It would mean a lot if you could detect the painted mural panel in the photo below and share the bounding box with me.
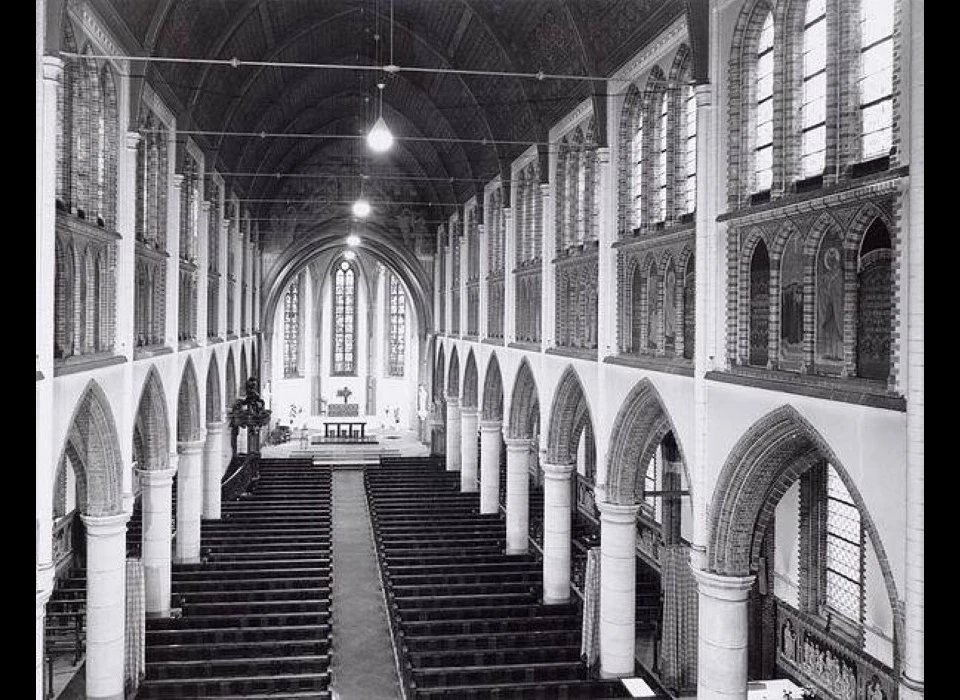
[683,256,695,360]
[815,230,844,370]
[664,260,677,356]
[779,232,805,367]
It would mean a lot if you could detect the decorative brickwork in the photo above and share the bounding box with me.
[205,354,222,422]
[177,358,202,442]
[446,346,460,399]
[555,250,598,350]
[545,367,593,465]
[134,367,170,471]
[485,189,506,339]
[507,359,539,440]
[727,0,902,210]
[515,265,542,343]
[604,379,688,506]
[707,405,903,672]
[60,381,124,517]
[726,189,898,388]
[616,228,694,360]
[461,351,478,409]
[481,354,504,421]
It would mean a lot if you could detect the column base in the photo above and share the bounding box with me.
[174,556,201,565]
[86,692,125,700]
[599,667,632,680]
[146,610,172,619]
[542,594,570,605]
[505,546,528,556]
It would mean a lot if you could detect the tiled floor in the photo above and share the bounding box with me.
[329,470,404,700]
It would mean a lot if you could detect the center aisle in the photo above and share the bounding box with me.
[330,469,404,700]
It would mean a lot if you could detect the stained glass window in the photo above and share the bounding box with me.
[825,464,863,624]
[859,0,894,159]
[388,275,406,377]
[283,275,301,378]
[801,0,827,177]
[754,12,775,192]
[333,260,356,375]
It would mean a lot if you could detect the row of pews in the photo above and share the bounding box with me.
[366,455,635,699]
[136,457,334,699]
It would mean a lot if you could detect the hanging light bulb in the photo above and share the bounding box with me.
[343,249,357,261]
[367,83,394,153]
[346,234,361,247]
[352,199,371,218]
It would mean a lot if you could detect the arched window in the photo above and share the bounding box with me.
[632,112,644,229]
[859,0,895,160]
[800,0,827,178]
[825,464,863,624]
[388,274,406,377]
[283,274,301,378]
[332,260,357,375]
[682,81,697,214]
[577,141,588,244]
[655,92,669,222]
[754,12,775,193]
[749,240,770,366]
[643,449,663,523]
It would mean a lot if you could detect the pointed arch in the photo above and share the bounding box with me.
[239,344,249,389]
[481,353,504,422]
[434,344,446,404]
[507,359,539,440]
[546,366,595,466]
[205,354,222,423]
[177,358,202,442]
[447,346,460,399]
[250,341,259,380]
[462,350,478,409]
[57,381,124,516]
[604,378,689,506]
[134,367,170,471]
[225,347,237,403]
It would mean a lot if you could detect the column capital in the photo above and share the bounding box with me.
[504,436,531,451]
[80,512,131,537]
[691,568,756,602]
[136,465,177,484]
[177,439,206,455]
[694,82,714,106]
[41,55,63,80]
[445,396,461,408]
[542,462,576,481]
[125,130,141,150]
[172,173,185,189]
[206,420,227,433]
[596,500,640,525]
[460,407,479,419]
[479,419,503,432]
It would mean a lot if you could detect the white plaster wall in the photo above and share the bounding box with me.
[773,481,800,608]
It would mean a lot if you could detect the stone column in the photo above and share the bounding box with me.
[479,420,502,514]
[598,500,640,678]
[693,569,755,700]
[138,466,176,617]
[222,421,233,475]
[82,512,130,700]
[445,397,462,471]
[36,588,51,700]
[542,462,575,604]
[203,421,226,519]
[902,0,923,696]
[460,408,479,492]
[504,437,530,554]
[175,439,205,564]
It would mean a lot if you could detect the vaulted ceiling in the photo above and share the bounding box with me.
[90,0,687,214]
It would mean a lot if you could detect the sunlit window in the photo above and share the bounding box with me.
[825,464,863,623]
[754,12,775,192]
[683,81,697,213]
[632,117,644,229]
[388,275,406,377]
[801,0,827,177]
[656,92,669,221]
[859,0,894,159]
[333,260,356,375]
[283,276,300,378]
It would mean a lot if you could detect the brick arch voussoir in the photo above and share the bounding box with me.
[507,360,538,440]
[481,354,504,421]
[462,351,479,409]
[206,353,222,423]
[804,211,843,257]
[770,218,804,262]
[546,367,593,465]
[446,347,460,399]
[59,380,124,517]
[177,358,202,442]
[134,367,171,471]
[668,42,692,84]
[845,201,895,252]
